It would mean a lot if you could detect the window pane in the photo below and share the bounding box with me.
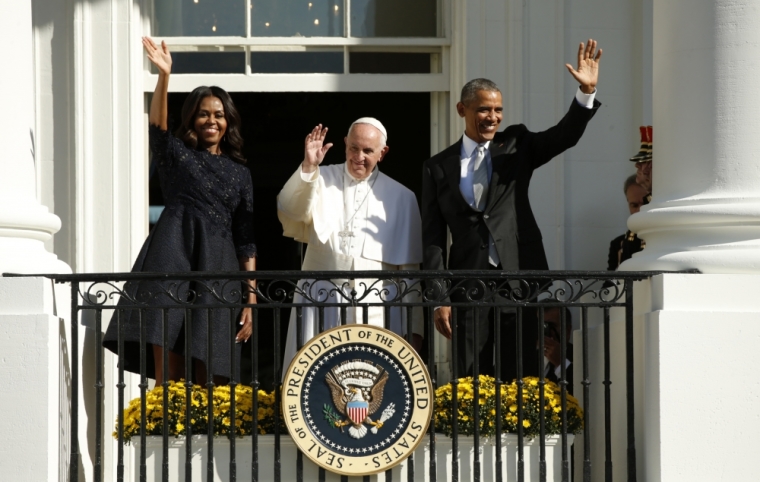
[350,0,437,37]
[251,52,343,73]
[349,53,431,74]
[154,52,246,74]
[251,1,344,37]
[153,0,246,37]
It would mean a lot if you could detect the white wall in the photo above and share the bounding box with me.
[562,0,652,271]
[34,0,148,274]
[35,0,653,273]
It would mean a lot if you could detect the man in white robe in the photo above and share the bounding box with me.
[278,118,423,370]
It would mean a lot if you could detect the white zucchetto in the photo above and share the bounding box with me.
[349,117,388,144]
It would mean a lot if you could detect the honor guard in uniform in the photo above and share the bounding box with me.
[607,174,648,270]
[620,125,652,265]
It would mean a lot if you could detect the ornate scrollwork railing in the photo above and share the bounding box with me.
[2,268,697,482]
[63,270,640,310]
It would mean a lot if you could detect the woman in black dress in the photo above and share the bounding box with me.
[103,37,257,384]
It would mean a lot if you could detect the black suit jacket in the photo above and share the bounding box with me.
[422,99,601,272]
[607,233,626,271]
[544,344,574,395]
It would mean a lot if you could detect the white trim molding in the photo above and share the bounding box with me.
[145,72,450,93]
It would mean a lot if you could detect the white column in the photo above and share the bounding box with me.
[0,0,68,274]
[0,2,71,481]
[620,0,760,274]
[0,278,71,482]
[615,4,760,481]
[632,275,760,480]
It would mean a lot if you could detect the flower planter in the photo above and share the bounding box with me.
[132,433,573,481]
[433,434,574,482]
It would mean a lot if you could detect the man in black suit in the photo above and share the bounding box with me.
[422,40,603,380]
[539,306,574,394]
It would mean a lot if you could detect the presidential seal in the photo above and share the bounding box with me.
[283,324,433,476]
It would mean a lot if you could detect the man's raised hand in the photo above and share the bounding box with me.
[565,39,602,94]
[302,124,333,174]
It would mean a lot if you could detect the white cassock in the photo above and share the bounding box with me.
[278,163,424,371]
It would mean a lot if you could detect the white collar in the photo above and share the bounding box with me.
[462,134,490,158]
[343,162,379,184]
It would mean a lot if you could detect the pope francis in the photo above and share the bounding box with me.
[278,118,424,369]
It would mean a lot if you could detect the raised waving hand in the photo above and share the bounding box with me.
[301,124,334,174]
[143,37,171,130]
[565,39,602,94]
[143,36,172,76]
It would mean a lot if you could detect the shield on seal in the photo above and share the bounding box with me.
[347,400,368,425]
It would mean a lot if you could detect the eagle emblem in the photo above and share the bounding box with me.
[324,360,396,439]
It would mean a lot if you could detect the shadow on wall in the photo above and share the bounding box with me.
[58,316,73,481]
[33,0,76,269]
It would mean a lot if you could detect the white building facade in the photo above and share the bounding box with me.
[29,0,655,275]
[2,0,760,481]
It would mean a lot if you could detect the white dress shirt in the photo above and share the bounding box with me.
[459,136,492,208]
[544,356,572,380]
[459,136,500,266]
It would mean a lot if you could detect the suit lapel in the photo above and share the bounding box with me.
[485,137,516,211]
[443,139,472,209]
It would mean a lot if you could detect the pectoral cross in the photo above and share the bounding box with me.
[339,225,355,250]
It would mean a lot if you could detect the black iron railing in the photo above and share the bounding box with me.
[5,269,691,482]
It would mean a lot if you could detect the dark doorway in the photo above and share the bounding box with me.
[153,92,431,389]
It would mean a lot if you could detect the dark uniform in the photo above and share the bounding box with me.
[619,229,644,265]
[618,192,650,265]
[607,233,626,271]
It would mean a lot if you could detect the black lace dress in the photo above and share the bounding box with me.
[103,125,256,379]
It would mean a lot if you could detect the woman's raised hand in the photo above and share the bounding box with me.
[142,36,172,76]
[302,124,333,173]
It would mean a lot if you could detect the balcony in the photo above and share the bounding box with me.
[2,269,694,482]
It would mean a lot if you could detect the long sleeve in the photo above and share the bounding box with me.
[277,166,320,243]
[420,159,451,305]
[524,96,601,171]
[149,124,187,175]
[421,161,448,272]
[607,234,625,271]
[232,174,257,258]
